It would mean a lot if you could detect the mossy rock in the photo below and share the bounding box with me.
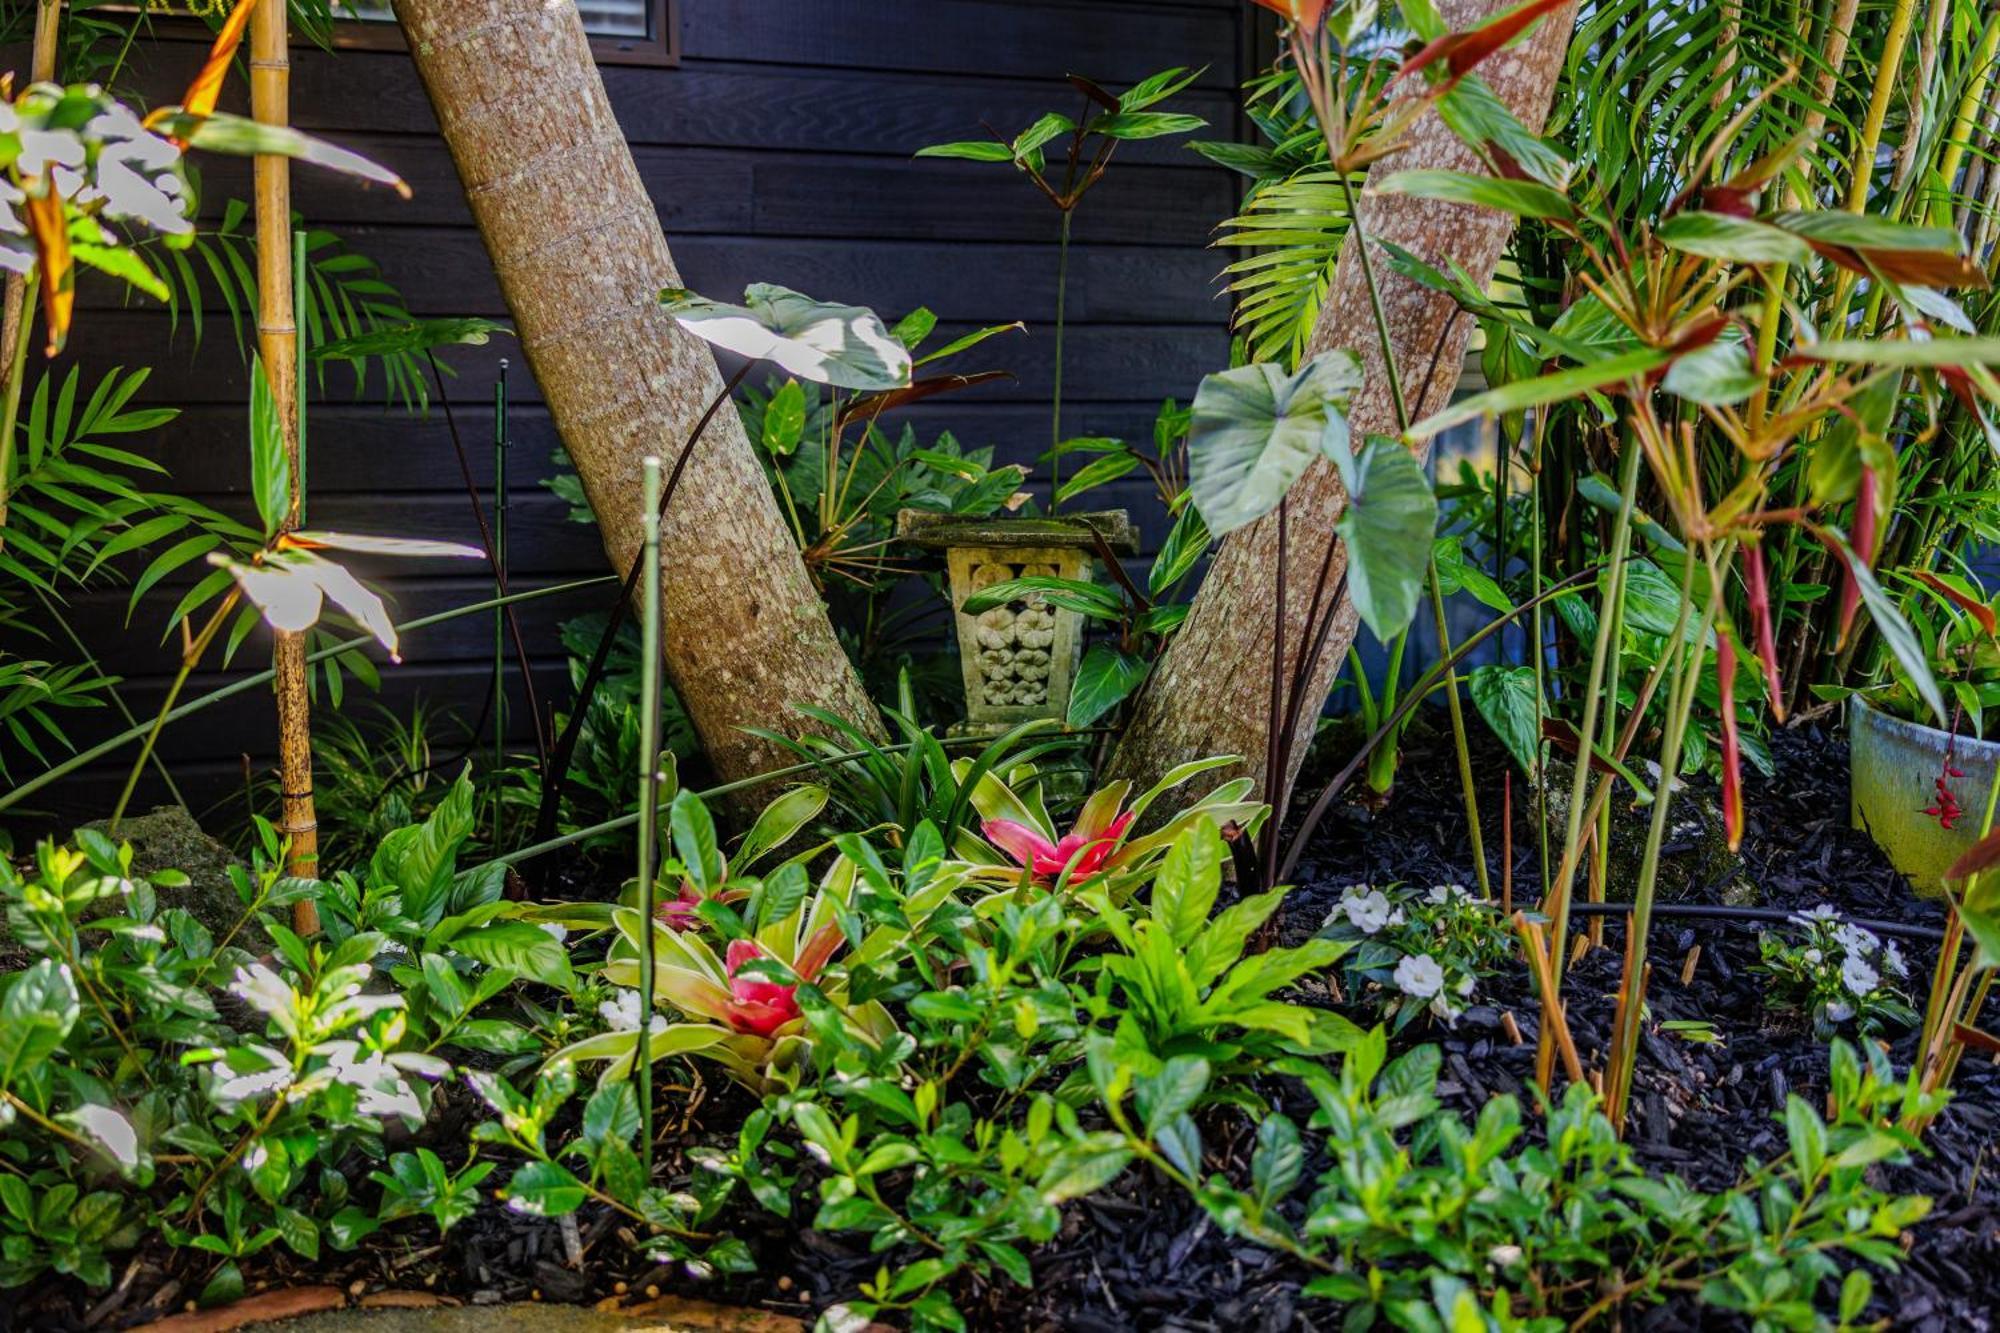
[1537,760,1755,906]
[73,806,270,951]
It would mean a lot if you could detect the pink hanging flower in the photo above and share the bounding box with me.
[723,940,800,1036]
[983,811,1136,880]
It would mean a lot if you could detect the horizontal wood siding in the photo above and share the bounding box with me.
[3,1,1248,822]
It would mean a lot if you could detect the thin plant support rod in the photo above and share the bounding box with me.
[1050,207,1073,514]
[426,351,545,766]
[253,0,319,918]
[635,455,664,1175]
[494,359,511,778]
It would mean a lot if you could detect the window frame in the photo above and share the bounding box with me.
[103,2,680,68]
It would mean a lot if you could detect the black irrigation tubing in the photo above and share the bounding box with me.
[1562,899,1948,944]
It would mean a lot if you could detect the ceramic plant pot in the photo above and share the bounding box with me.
[896,509,1138,731]
[1849,695,2000,896]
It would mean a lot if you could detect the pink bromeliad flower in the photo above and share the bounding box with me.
[723,940,799,1036]
[983,810,1136,880]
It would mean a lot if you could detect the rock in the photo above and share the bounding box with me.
[1537,759,1754,904]
[74,806,269,950]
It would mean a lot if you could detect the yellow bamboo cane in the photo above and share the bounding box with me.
[250,0,320,920]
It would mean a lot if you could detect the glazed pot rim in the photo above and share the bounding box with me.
[1850,694,2000,756]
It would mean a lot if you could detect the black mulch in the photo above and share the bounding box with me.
[8,724,1998,1332]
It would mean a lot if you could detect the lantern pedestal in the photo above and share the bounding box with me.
[896,510,1138,733]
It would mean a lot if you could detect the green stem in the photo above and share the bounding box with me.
[1337,170,1484,890]
[1605,542,1728,1129]
[1546,440,1644,974]
[1050,209,1073,514]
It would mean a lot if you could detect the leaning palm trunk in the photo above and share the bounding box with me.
[252,0,320,915]
[390,0,883,784]
[1108,0,1577,808]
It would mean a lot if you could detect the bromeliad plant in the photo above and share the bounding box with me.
[953,753,1266,895]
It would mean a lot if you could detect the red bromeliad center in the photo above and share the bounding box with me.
[983,811,1135,880]
[724,939,801,1036]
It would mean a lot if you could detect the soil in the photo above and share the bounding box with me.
[7,724,1996,1332]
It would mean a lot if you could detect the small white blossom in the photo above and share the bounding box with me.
[1840,954,1880,997]
[599,989,667,1034]
[1426,883,1468,905]
[538,922,569,945]
[1345,889,1398,935]
[1824,999,1855,1023]
[1834,923,1880,957]
[1454,973,1477,997]
[1882,939,1908,978]
[1803,948,1823,965]
[1394,954,1446,999]
[1790,903,1839,929]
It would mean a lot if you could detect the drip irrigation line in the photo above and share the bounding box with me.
[1561,899,1947,943]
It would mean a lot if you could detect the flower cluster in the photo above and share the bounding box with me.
[1318,882,1512,1031]
[1756,903,1918,1037]
[1925,748,1967,830]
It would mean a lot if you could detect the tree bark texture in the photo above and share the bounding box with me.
[391,0,884,785]
[1107,0,1577,808]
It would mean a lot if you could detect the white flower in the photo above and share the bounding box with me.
[1824,999,1855,1023]
[1834,923,1880,957]
[538,922,569,945]
[1803,948,1823,965]
[1882,939,1908,978]
[1426,883,1467,905]
[1454,973,1477,997]
[1394,954,1446,999]
[1353,891,1399,934]
[599,989,667,1034]
[1790,903,1839,929]
[1840,954,1880,996]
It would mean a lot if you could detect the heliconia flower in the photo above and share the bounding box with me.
[1741,543,1784,722]
[1838,466,1879,648]
[1718,630,1743,852]
[723,939,802,1037]
[1250,0,1328,31]
[984,810,1136,880]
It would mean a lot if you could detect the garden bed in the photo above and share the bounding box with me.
[10,726,1995,1333]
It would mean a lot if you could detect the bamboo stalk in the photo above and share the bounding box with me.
[0,0,61,548]
[251,0,319,919]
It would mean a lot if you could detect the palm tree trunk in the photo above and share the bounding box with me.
[253,0,320,917]
[390,0,884,785]
[1107,0,1577,808]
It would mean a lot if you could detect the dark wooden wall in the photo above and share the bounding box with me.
[11,1,1253,822]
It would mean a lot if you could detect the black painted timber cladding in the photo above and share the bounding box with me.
[1,2,1251,819]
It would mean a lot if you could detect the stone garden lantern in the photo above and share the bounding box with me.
[897,510,1138,730]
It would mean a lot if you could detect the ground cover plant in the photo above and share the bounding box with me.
[1,0,2000,1330]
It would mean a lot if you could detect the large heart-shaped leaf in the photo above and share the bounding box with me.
[661,284,912,391]
[1329,435,1437,642]
[1469,664,1540,774]
[1185,351,1362,537]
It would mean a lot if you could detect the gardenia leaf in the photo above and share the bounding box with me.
[1185,350,1363,537]
[0,959,78,1090]
[661,283,912,391]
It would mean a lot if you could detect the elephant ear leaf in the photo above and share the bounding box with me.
[661,284,912,392]
[1185,349,1362,537]
[1328,434,1437,643]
